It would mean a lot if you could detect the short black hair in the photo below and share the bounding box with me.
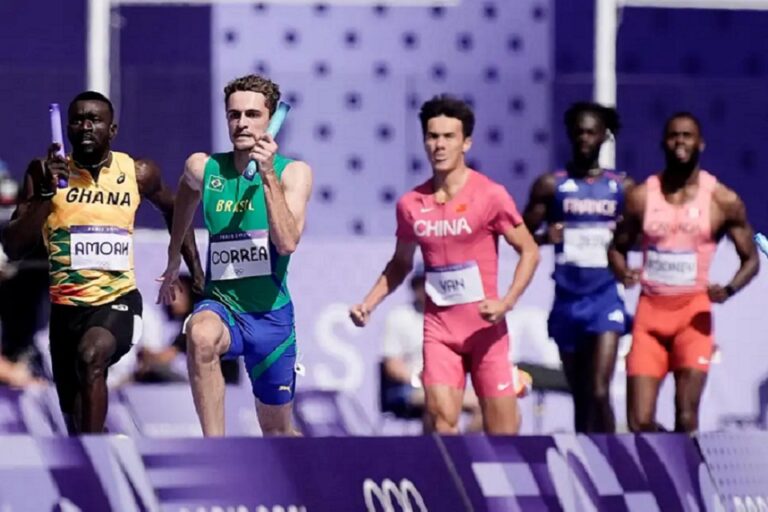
[69,91,115,119]
[419,94,475,138]
[564,102,621,136]
[664,111,702,134]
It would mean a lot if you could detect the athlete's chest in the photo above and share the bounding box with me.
[644,201,711,240]
[205,176,267,224]
[406,195,487,244]
[555,178,620,221]
[53,168,138,213]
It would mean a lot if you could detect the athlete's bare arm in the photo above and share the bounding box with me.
[479,224,540,323]
[350,239,418,327]
[708,184,759,302]
[608,183,646,287]
[523,173,558,245]
[250,134,313,255]
[262,159,313,255]
[136,158,204,295]
[157,152,207,304]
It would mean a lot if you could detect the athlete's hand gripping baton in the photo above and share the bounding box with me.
[243,101,291,181]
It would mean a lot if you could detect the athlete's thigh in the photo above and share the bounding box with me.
[671,296,713,374]
[422,338,466,391]
[424,384,464,423]
[467,323,513,398]
[585,284,629,338]
[85,290,144,365]
[673,368,708,412]
[626,298,669,380]
[627,375,663,427]
[241,304,297,405]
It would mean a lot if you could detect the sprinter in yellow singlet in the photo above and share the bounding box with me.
[2,91,204,434]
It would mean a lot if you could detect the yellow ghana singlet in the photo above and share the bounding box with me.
[44,151,141,306]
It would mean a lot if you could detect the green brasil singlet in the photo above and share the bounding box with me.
[201,153,293,313]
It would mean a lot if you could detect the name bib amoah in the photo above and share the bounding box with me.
[209,230,271,281]
[425,261,484,306]
[69,225,132,271]
[643,249,697,286]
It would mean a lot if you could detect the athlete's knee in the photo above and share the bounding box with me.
[186,313,226,363]
[426,402,460,433]
[675,408,699,433]
[627,410,657,432]
[591,381,611,404]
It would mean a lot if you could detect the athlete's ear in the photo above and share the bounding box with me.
[109,122,118,141]
[462,135,473,153]
[699,138,706,153]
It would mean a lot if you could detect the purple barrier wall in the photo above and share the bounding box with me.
[698,432,768,511]
[442,434,720,511]
[0,434,725,511]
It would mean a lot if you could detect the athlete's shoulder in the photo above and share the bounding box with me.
[187,152,212,165]
[400,178,431,201]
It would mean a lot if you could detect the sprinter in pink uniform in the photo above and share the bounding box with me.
[609,113,759,433]
[350,96,539,434]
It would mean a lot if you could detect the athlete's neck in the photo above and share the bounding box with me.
[233,149,253,174]
[661,162,700,191]
[72,151,112,178]
[567,159,602,179]
[431,165,469,203]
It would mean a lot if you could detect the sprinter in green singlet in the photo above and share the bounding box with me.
[158,74,313,437]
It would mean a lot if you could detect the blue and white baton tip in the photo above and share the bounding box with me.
[754,233,768,257]
[244,101,292,181]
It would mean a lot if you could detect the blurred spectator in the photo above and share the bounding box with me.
[380,272,483,432]
[0,164,48,380]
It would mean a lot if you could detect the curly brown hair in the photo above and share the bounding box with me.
[223,74,281,115]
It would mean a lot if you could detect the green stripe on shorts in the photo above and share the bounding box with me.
[250,330,296,380]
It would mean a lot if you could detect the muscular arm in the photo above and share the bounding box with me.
[262,161,313,255]
[716,185,759,295]
[361,240,418,313]
[500,223,540,309]
[1,161,50,259]
[608,184,646,285]
[137,158,205,294]
[522,173,556,245]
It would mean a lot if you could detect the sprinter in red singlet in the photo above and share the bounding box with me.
[609,112,759,433]
[350,95,539,434]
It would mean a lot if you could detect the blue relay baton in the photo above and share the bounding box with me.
[755,233,768,258]
[243,101,291,181]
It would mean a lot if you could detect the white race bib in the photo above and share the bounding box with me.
[562,225,612,268]
[643,249,697,286]
[69,225,132,271]
[425,262,485,306]
[209,230,271,281]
